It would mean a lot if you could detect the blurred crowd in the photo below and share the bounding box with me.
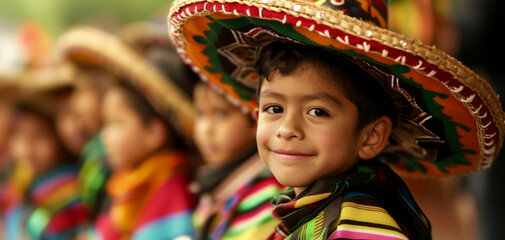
[0,0,503,239]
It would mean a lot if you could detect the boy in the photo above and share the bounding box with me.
[93,81,195,239]
[255,41,428,239]
[168,0,504,239]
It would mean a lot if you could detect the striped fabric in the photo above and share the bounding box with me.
[200,168,285,240]
[268,159,431,240]
[94,151,196,240]
[3,165,90,240]
[328,193,408,240]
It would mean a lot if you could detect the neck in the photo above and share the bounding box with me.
[293,186,307,196]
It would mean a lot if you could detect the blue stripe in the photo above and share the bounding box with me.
[3,205,25,240]
[132,209,195,240]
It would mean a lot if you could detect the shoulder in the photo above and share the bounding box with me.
[329,192,409,240]
[145,173,196,211]
[235,169,284,210]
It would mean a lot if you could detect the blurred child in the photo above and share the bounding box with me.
[92,81,196,239]
[192,82,285,240]
[57,26,197,239]
[3,96,89,240]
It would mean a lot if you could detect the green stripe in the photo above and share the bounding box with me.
[236,185,279,212]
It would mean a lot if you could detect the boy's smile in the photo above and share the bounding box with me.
[257,62,367,195]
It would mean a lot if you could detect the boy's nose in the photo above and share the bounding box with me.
[276,113,303,140]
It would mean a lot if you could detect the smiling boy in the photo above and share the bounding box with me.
[254,41,430,239]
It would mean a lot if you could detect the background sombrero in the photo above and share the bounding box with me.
[55,25,195,140]
[168,0,505,177]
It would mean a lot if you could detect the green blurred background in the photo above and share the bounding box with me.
[0,0,171,36]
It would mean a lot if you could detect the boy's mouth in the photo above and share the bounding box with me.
[271,149,316,160]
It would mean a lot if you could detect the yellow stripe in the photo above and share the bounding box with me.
[295,192,331,208]
[339,202,400,228]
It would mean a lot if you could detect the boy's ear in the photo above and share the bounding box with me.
[358,116,392,160]
[146,118,168,151]
[253,108,259,122]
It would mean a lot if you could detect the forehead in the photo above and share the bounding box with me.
[260,62,348,101]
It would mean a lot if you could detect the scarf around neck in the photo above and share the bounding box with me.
[106,151,187,236]
[270,159,431,240]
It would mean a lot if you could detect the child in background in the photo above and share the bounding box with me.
[3,95,89,240]
[95,81,195,239]
[57,26,197,239]
[168,0,505,239]
[191,82,284,240]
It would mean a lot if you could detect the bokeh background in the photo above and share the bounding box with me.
[0,0,503,239]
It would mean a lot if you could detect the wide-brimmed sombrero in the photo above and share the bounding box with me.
[55,26,195,140]
[168,0,505,177]
[118,21,199,102]
[0,63,75,104]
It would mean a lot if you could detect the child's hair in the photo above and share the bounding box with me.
[14,98,73,161]
[255,41,404,131]
[115,80,187,150]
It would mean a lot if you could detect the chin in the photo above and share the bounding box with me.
[274,172,314,189]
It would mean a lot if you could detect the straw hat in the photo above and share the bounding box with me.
[55,26,195,139]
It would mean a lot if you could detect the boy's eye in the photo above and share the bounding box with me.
[264,105,283,114]
[308,108,329,117]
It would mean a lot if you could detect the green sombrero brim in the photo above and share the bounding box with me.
[168,0,505,177]
[56,26,195,139]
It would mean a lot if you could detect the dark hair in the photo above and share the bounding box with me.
[115,80,187,150]
[14,98,75,162]
[255,41,402,131]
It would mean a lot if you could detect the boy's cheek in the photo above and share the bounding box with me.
[256,122,273,150]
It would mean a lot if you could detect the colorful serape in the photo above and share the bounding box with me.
[196,164,285,240]
[268,159,431,240]
[3,165,90,240]
[94,151,196,240]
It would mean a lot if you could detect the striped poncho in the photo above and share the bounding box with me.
[91,151,196,240]
[195,154,285,240]
[268,159,431,240]
[2,165,90,240]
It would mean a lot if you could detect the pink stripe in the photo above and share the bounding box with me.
[33,176,76,200]
[331,229,405,240]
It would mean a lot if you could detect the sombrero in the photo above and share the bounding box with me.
[55,26,195,140]
[0,63,75,104]
[118,20,199,104]
[168,0,505,177]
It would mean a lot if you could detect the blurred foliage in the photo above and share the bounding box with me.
[0,0,173,37]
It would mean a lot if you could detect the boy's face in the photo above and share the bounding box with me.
[257,62,365,193]
[101,88,155,170]
[193,84,257,167]
[57,88,102,155]
[9,112,62,178]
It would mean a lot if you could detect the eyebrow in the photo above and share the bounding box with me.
[301,92,344,108]
[258,90,286,101]
[259,90,343,107]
